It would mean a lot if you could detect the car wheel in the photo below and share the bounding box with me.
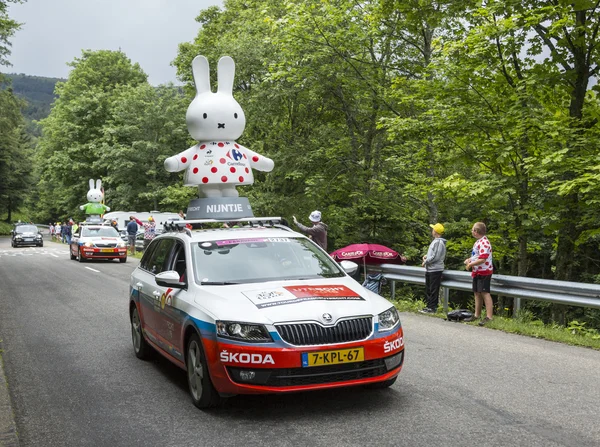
[365,376,397,389]
[186,333,222,409]
[11,241,15,248]
[77,248,85,262]
[70,248,76,260]
[38,243,43,247]
[131,306,152,359]
[119,257,127,263]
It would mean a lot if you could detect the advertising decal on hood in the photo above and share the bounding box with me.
[243,285,364,309]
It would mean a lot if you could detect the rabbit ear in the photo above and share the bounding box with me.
[96,179,102,190]
[217,56,235,95]
[89,179,94,190]
[191,55,210,95]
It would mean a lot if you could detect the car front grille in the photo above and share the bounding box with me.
[276,317,373,346]
[227,353,403,387]
[95,243,117,248]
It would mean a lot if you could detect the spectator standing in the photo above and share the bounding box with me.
[464,222,494,326]
[292,211,328,251]
[178,210,186,220]
[126,216,139,255]
[61,222,68,243]
[134,216,156,251]
[54,222,61,242]
[49,223,55,237]
[420,223,447,314]
[63,221,73,245]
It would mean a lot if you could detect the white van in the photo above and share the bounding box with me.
[103,211,182,233]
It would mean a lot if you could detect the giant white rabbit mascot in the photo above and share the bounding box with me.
[164,55,274,197]
[80,179,110,215]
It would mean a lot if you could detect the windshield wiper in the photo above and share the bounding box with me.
[200,281,241,285]
[320,273,345,278]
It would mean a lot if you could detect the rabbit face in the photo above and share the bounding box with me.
[87,179,103,203]
[186,92,246,141]
[87,189,103,202]
[185,55,247,142]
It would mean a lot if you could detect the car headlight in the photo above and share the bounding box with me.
[36,235,42,239]
[378,307,400,331]
[216,321,272,343]
[117,241,126,248]
[15,236,22,240]
[84,242,94,247]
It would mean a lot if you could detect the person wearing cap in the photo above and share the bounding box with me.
[292,210,328,251]
[420,223,447,314]
[133,216,156,251]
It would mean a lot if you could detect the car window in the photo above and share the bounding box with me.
[16,225,38,234]
[169,242,187,282]
[139,239,159,271]
[144,239,176,275]
[81,227,119,237]
[192,237,344,285]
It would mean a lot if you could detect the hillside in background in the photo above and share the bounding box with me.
[2,73,63,135]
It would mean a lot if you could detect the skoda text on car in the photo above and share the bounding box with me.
[70,224,127,263]
[11,224,43,248]
[129,218,404,408]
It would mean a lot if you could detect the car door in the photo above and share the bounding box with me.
[154,241,189,362]
[134,238,175,350]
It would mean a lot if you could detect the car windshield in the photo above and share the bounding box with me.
[192,236,345,285]
[16,225,38,234]
[81,227,119,237]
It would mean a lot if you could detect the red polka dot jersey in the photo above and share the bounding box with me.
[470,236,493,277]
[178,141,264,186]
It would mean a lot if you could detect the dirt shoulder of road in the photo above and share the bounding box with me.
[0,350,19,446]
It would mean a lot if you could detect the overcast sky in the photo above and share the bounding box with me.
[7,0,223,85]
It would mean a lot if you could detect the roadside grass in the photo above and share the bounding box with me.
[392,297,600,350]
[0,211,31,235]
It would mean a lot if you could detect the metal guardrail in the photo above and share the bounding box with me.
[374,264,600,314]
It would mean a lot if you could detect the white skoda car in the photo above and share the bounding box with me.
[129,219,404,408]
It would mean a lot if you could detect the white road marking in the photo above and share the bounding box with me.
[85,267,101,273]
[50,254,59,258]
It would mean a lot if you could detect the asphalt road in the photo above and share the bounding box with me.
[1,235,600,447]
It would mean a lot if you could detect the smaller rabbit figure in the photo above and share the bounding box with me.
[80,179,110,215]
[164,55,274,198]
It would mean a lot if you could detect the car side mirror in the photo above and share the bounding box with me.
[155,270,186,289]
[340,260,358,275]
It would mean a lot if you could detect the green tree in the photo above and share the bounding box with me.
[0,88,32,221]
[35,50,147,221]
[98,83,192,211]
[0,0,22,69]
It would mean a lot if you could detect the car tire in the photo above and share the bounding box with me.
[120,257,127,263]
[131,306,152,359]
[38,243,43,248]
[70,248,76,260]
[186,333,222,409]
[365,376,397,389]
[77,248,85,262]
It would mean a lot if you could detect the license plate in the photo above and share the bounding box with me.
[100,248,114,252]
[302,347,364,367]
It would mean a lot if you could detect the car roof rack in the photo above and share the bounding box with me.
[162,217,290,235]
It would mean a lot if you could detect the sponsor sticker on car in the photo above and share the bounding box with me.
[242,285,365,309]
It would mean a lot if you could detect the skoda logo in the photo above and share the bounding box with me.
[322,313,333,323]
